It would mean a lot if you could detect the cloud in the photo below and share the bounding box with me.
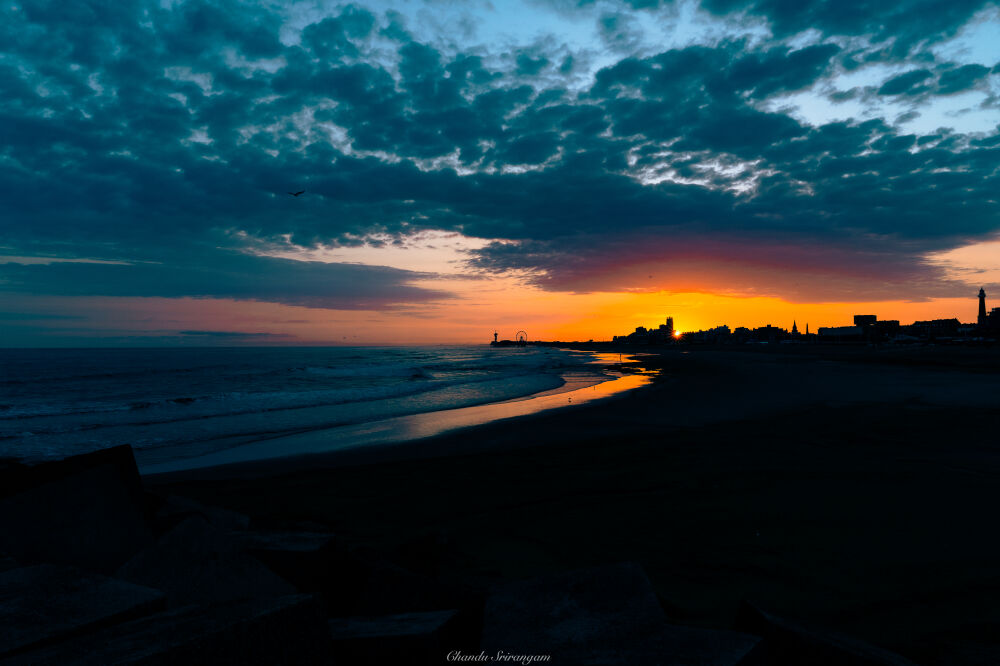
[0,312,84,321]
[469,233,974,302]
[177,330,291,338]
[597,11,644,53]
[0,250,449,310]
[700,0,992,54]
[936,63,992,94]
[878,69,935,95]
[1,0,998,313]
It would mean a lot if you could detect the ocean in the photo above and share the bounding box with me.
[0,346,624,472]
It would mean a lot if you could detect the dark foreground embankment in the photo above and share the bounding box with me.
[4,346,999,664]
[151,347,1000,664]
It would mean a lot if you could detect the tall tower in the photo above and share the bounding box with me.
[666,317,674,335]
[979,288,987,327]
[791,321,798,335]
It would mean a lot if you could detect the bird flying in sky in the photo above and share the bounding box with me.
[288,190,305,197]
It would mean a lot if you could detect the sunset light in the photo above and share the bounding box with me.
[1,0,998,345]
[4,3,1000,663]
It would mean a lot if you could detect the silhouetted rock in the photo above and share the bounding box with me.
[328,609,464,665]
[247,535,471,617]
[151,494,250,532]
[228,530,338,594]
[231,530,335,554]
[116,515,296,607]
[0,564,164,659]
[482,562,759,665]
[734,601,918,665]
[356,556,471,616]
[927,640,1000,666]
[2,594,331,665]
[390,531,454,578]
[0,553,17,574]
[0,446,153,573]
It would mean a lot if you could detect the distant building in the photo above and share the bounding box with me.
[987,307,1000,332]
[818,325,862,338]
[873,320,900,338]
[906,318,962,338]
[612,317,677,344]
[841,315,899,341]
[602,288,992,346]
[977,289,1000,332]
[683,325,731,343]
[751,324,787,343]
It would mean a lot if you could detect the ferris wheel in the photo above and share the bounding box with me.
[516,331,528,343]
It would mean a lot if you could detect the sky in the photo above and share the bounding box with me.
[2,0,999,345]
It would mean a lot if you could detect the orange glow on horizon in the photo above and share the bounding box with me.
[7,278,989,347]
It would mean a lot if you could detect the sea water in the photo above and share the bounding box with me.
[0,346,614,468]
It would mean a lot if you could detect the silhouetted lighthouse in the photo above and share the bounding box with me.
[979,288,987,327]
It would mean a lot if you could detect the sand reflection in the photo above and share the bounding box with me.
[140,356,652,475]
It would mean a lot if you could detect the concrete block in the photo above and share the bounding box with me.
[0,564,163,659]
[328,609,462,665]
[734,601,918,666]
[2,594,332,665]
[116,516,296,607]
[152,494,250,532]
[482,562,759,665]
[0,446,153,573]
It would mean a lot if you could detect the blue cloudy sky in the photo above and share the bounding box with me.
[2,0,999,344]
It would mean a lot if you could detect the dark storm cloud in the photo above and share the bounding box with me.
[546,0,992,53]
[0,313,84,321]
[2,0,999,307]
[699,0,991,54]
[871,62,995,101]
[878,69,935,95]
[177,330,291,338]
[0,252,447,310]
[597,12,645,52]
[468,233,974,302]
[936,63,993,94]
[728,44,842,98]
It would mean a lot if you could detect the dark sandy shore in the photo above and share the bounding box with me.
[149,345,1000,664]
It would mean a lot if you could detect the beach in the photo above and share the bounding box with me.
[0,346,619,469]
[146,345,1000,664]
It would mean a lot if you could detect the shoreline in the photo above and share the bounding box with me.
[140,359,655,480]
[6,346,627,470]
[147,346,1000,662]
[145,344,1000,483]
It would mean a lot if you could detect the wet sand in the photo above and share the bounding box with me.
[149,346,1000,664]
[139,366,652,476]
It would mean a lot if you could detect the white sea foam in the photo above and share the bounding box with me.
[0,346,610,464]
